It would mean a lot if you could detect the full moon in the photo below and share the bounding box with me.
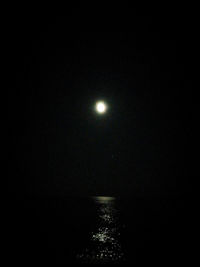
[95,101,107,114]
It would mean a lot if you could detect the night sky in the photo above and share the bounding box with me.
[8,12,197,197]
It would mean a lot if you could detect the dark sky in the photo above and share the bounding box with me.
[8,12,197,197]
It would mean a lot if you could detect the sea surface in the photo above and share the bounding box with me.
[6,194,196,264]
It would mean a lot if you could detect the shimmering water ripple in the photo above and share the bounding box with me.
[77,197,124,263]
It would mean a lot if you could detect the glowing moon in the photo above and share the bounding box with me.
[95,101,107,114]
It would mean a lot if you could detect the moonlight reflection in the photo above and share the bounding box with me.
[77,196,124,263]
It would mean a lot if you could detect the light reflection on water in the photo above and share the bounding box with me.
[77,196,124,263]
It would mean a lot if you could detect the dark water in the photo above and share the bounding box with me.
[6,195,196,264]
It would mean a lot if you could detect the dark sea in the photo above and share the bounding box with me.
[6,194,196,265]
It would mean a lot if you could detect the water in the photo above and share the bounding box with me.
[76,197,124,263]
[6,195,196,264]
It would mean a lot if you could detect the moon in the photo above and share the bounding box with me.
[95,101,107,114]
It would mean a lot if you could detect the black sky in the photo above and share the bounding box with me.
[8,12,197,197]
